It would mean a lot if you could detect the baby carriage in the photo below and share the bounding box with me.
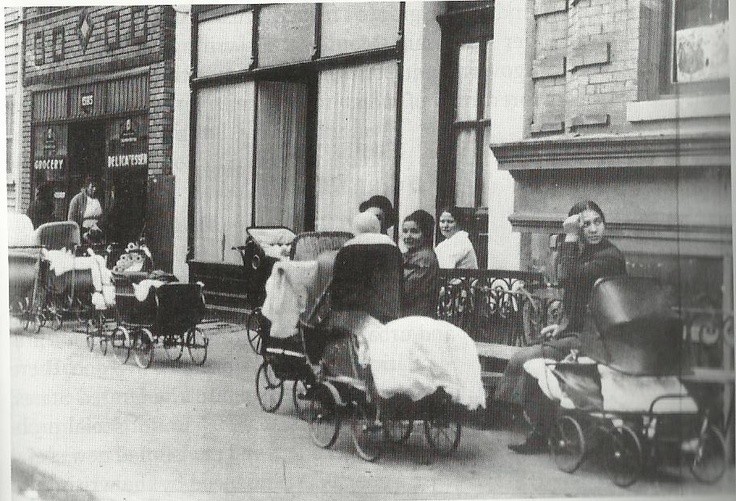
[254,231,353,416]
[527,276,728,487]
[301,239,486,461]
[35,222,115,340]
[7,213,45,332]
[110,274,208,368]
[232,226,297,352]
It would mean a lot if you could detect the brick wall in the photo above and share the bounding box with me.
[6,7,21,211]
[530,0,646,135]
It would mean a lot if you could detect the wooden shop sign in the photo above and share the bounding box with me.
[34,158,65,170]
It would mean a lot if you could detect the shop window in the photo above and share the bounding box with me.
[320,2,400,57]
[437,4,494,209]
[257,3,315,67]
[52,26,64,62]
[6,98,13,178]
[131,6,147,45]
[105,12,120,50]
[196,11,253,77]
[34,32,44,66]
[316,61,398,231]
[194,82,256,263]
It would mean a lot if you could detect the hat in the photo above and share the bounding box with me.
[352,211,381,235]
[358,195,397,229]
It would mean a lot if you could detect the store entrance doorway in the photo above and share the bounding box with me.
[67,120,106,205]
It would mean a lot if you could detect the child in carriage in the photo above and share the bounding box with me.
[496,201,627,454]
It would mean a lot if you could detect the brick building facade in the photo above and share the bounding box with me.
[19,6,176,269]
[5,7,23,211]
[492,0,731,370]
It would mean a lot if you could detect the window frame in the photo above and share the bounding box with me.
[658,0,730,97]
[6,95,15,182]
[436,3,494,211]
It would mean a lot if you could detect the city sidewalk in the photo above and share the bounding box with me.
[8,320,736,501]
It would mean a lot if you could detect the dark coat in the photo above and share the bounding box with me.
[401,247,439,317]
[557,238,627,334]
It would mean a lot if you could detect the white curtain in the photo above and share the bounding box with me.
[316,61,398,231]
[255,81,307,232]
[194,82,255,263]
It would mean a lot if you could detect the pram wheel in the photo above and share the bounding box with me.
[292,379,310,420]
[25,313,44,334]
[607,424,642,487]
[690,424,727,484]
[111,327,131,364]
[550,415,586,474]
[423,418,461,456]
[308,384,341,449]
[132,328,154,369]
[246,312,263,354]
[383,420,414,444]
[351,401,383,462]
[163,334,184,362]
[186,328,208,366]
[256,362,284,412]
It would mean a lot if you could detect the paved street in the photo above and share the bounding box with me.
[8,319,736,500]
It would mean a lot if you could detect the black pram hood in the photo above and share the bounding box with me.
[581,276,691,376]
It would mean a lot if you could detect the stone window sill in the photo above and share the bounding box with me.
[627,95,730,122]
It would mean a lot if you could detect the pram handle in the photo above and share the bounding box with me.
[647,392,691,417]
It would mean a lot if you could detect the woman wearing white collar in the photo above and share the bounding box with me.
[434,206,478,269]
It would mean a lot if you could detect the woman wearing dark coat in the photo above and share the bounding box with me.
[401,209,439,317]
[496,201,627,454]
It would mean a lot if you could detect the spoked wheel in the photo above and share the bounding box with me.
[163,334,184,362]
[111,327,131,364]
[50,308,63,331]
[308,385,341,449]
[292,379,310,420]
[608,424,643,487]
[383,420,414,444]
[246,312,263,354]
[186,328,208,366]
[351,401,383,462]
[132,328,154,369]
[550,415,586,473]
[690,424,727,483]
[25,313,44,334]
[423,418,461,456]
[256,362,284,412]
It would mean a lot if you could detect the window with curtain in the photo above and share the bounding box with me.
[316,60,398,231]
[194,82,255,263]
[196,11,253,77]
[254,81,308,231]
[437,4,494,209]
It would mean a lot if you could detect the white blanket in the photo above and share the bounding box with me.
[132,279,168,302]
[523,358,698,414]
[46,249,114,309]
[261,261,319,338]
[359,316,486,410]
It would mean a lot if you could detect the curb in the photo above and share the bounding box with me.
[12,458,97,501]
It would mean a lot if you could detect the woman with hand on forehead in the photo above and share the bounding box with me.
[496,200,626,454]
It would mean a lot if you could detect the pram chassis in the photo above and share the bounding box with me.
[306,331,463,462]
[110,282,209,369]
[8,245,46,333]
[548,384,728,487]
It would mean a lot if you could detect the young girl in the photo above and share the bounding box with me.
[401,210,439,317]
[435,206,478,269]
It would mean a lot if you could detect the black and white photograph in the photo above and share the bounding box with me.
[1,1,734,499]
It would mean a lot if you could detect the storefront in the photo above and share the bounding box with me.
[30,76,149,243]
[21,6,176,269]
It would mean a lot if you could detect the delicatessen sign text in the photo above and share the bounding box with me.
[108,153,148,168]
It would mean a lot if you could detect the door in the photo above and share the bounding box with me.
[67,120,106,210]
